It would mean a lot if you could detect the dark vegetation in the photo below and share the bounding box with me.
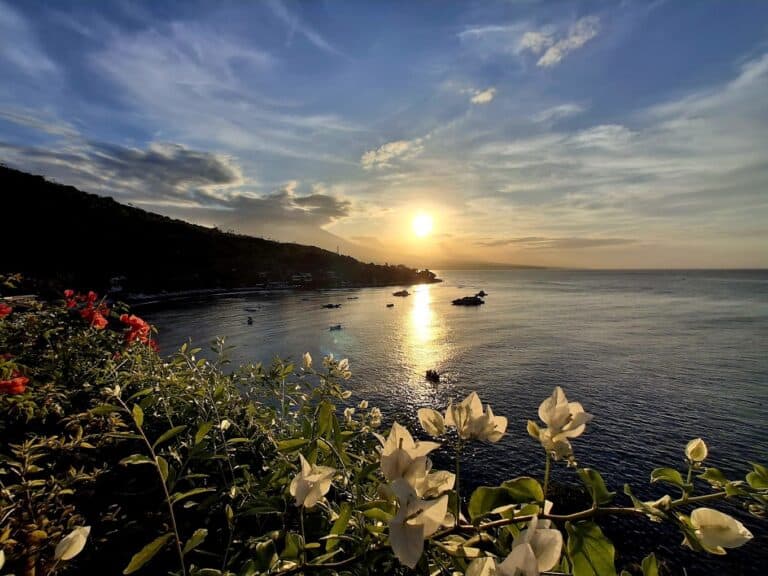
[1,165,438,297]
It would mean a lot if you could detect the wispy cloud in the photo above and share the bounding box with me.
[360,138,425,170]
[0,0,57,76]
[470,87,497,104]
[533,103,585,123]
[266,0,344,56]
[476,236,636,249]
[519,16,600,67]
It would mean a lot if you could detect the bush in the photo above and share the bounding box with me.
[0,291,765,576]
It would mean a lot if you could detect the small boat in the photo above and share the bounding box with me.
[393,290,410,297]
[386,303,394,308]
[247,316,253,325]
[329,324,342,331]
[347,296,359,300]
[322,303,342,309]
[452,296,484,306]
[476,290,487,297]
[426,369,440,383]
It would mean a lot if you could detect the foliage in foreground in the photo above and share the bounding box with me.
[0,291,766,576]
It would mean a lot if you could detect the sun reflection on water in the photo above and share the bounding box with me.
[406,284,450,390]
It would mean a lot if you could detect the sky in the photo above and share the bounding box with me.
[1,0,767,269]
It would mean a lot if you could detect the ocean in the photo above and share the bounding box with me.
[144,269,768,574]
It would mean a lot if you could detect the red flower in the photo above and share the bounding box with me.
[64,289,75,299]
[120,314,154,346]
[90,311,109,330]
[0,303,12,318]
[0,373,29,394]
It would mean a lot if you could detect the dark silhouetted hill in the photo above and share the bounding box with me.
[1,165,438,296]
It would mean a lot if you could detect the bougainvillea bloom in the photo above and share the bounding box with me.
[0,303,12,318]
[0,373,29,394]
[119,313,158,350]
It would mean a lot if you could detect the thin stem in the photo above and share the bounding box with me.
[455,438,462,526]
[543,452,551,500]
[300,506,307,564]
[116,396,187,576]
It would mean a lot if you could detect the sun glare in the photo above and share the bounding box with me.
[412,213,433,237]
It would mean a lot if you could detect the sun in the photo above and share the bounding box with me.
[412,213,433,237]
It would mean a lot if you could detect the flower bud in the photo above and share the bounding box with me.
[685,438,708,463]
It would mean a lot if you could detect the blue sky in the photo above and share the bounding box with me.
[2,0,767,267]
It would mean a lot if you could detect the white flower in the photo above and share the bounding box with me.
[380,422,440,485]
[688,507,753,554]
[344,407,355,423]
[445,392,507,442]
[219,419,231,432]
[388,479,449,568]
[369,407,382,427]
[0,549,5,571]
[498,508,562,576]
[337,358,352,380]
[302,352,312,369]
[289,454,335,508]
[465,557,497,576]
[54,526,91,561]
[358,400,369,410]
[527,387,592,461]
[685,438,708,463]
[418,408,446,436]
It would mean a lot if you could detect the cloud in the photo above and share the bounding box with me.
[519,16,600,67]
[470,88,497,105]
[360,138,424,170]
[0,1,57,77]
[0,108,79,137]
[533,103,585,123]
[477,236,637,249]
[266,0,343,56]
[1,139,244,206]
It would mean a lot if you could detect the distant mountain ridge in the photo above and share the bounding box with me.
[1,165,438,295]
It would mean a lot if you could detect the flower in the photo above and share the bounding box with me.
[527,387,591,461]
[289,453,335,508]
[369,407,382,427]
[344,407,355,423]
[445,392,507,442]
[219,419,232,431]
[380,422,440,485]
[466,505,562,576]
[0,373,29,395]
[388,478,449,568]
[0,303,12,318]
[54,526,91,561]
[685,438,708,463]
[302,352,312,369]
[688,507,753,554]
[417,408,446,436]
[119,313,157,349]
[358,400,368,410]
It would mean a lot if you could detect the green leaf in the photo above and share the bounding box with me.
[501,477,545,503]
[253,539,277,571]
[119,454,154,466]
[650,467,691,494]
[131,404,144,428]
[90,404,121,416]
[468,477,544,521]
[282,532,302,560]
[326,502,352,552]
[277,438,309,452]
[747,462,768,489]
[123,532,173,574]
[170,487,216,505]
[566,521,617,576]
[578,468,616,506]
[182,528,208,555]
[128,388,154,401]
[641,552,659,576]
[152,425,187,450]
[699,467,730,488]
[317,402,334,438]
[156,456,169,483]
[194,422,213,445]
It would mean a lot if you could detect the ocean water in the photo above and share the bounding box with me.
[144,269,768,574]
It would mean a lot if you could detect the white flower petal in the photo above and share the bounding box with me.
[529,528,563,572]
[499,542,538,576]
[414,494,449,537]
[686,438,708,463]
[418,408,446,436]
[54,526,91,561]
[691,507,753,550]
[466,557,498,576]
[389,518,424,568]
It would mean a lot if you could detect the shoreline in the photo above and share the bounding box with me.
[127,278,443,309]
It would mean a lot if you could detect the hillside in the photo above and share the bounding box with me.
[1,165,438,296]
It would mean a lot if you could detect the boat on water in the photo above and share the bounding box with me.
[386,303,394,308]
[452,295,484,306]
[393,290,410,297]
[329,324,342,331]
